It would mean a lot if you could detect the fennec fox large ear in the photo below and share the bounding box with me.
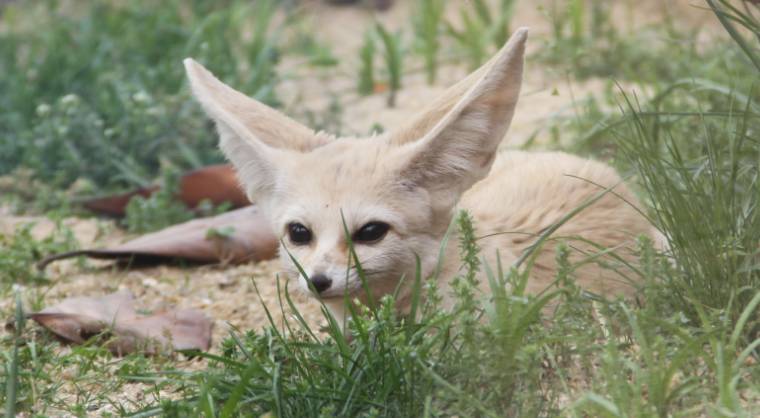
[183,59,330,202]
[391,28,527,209]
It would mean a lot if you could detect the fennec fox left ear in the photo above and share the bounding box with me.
[391,28,527,209]
[183,59,330,203]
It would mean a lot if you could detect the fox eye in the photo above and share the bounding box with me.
[353,222,390,243]
[288,222,312,245]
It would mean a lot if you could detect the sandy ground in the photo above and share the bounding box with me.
[0,0,725,413]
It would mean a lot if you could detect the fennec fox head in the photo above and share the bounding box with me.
[184,29,527,307]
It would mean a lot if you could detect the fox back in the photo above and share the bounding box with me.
[185,29,657,319]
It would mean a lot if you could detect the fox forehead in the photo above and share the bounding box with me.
[268,137,431,232]
[277,137,393,200]
[284,136,399,188]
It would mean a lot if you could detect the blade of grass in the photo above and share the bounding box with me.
[706,0,760,71]
[513,180,625,269]
[4,293,24,418]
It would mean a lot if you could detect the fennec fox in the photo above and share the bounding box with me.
[185,29,657,320]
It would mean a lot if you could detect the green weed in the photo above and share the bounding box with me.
[707,0,760,71]
[413,0,445,84]
[537,0,712,82]
[0,220,78,289]
[122,169,195,234]
[0,0,285,193]
[445,0,516,70]
[615,90,760,326]
[3,295,24,418]
[375,23,404,108]
[357,31,377,95]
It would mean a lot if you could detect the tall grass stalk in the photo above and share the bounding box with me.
[446,0,516,70]
[376,23,403,107]
[3,294,24,418]
[413,0,445,84]
[616,91,760,324]
[706,0,760,71]
[357,31,376,96]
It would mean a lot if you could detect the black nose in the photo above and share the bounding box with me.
[308,273,332,293]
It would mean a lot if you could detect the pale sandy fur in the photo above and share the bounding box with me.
[447,151,655,305]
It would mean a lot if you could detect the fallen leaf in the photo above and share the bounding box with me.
[117,309,212,353]
[29,291,213,355]
[81,164,249,217]
[38,206,278,268]
[27,292,135,343]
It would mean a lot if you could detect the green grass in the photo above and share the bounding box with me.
[707,0,760,72]
[0,0,284,194]
[616,89,760,324]
[357,31,377,96]
[445,0,516,70]
[535,0,745,84]
[0,219,78,289]
[413,0,446,84]
[122,168,231,233]
[375,22,404,108]
[4,295,23,418]
[1,0,759,416]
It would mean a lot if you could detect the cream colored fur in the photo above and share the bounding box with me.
[184,28,657,321]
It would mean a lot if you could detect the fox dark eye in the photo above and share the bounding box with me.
[353,222,390,243]
[288,223,312,245]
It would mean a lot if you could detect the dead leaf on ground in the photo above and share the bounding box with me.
[29,291,213,355]
[81,164,249,217]
[38,206,278,269]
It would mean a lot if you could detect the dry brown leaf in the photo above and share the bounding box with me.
[81,164,249,217]
[29,291,213,355]
[27,291,136,343]
[38,206,278,268]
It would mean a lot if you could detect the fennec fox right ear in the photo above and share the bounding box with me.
[390,28,528,211]
[183,59,330,203]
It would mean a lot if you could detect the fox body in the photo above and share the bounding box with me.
[185,29,657,320]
